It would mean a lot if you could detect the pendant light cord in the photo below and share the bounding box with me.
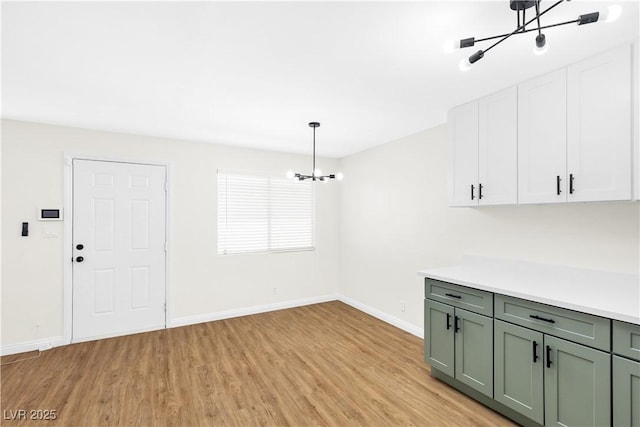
[312,125,316,177]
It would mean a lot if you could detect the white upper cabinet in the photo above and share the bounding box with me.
[478,86,518,205]
[448,101,479,206]
[567,44,632,202]
[448,43,636,207]
[518,68,567,204]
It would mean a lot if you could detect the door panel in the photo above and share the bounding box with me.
[455,308,493,397]
[73,159,166,342]
[449,101,479,206]
[613,355,640,427]
[494,320,544,424]
[518,68,567,204]
[424,299,455,377]
[544,335,611,427]
[567,44,631,202]
[479,86,518,205]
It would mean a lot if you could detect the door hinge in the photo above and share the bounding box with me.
[164,181,168,192]
[164,241,168,252]
[164,302,167,312]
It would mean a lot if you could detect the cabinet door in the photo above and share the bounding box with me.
[448,101,479,207]
[494,320,544,424]
[479,86,518,205]
[567,44,632,202]
[518,68,567,204]
[424,299,454,377]
[544,335,611,427]
[613,355,640,427]
[455,308,493,397]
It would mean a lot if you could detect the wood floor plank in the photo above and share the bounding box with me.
[0,301,515,426]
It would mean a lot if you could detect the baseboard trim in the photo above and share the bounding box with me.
[2,293,423,356]
[1,336,66,356]
[338,295,424,339]
[169,293,340,328]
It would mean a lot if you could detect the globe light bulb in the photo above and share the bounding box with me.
[314,169,322,177]
[459,58,471,72]
[336,172,344,181]
[286,171,294,179]
[605,4,622,23]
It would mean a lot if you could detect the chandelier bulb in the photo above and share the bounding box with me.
[336,172,344,181]
[534,33,548,55]
[604,4,622,23]
[459,57,471,72]
[286,170,295,179]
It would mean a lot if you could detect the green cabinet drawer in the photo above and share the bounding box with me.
[425,278,493,317]
[495,294,610,352]
[613,320,640,362]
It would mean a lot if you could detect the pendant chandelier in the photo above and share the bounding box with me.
[287,122,343,182]
[446,0,622,71]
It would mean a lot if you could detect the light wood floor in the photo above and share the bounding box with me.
[1,301,515,426]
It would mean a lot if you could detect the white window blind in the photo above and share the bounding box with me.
[218,171,314,254]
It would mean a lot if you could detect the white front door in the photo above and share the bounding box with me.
[72,159,167,342]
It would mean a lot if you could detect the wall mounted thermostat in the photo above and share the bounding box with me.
[38,208,63,221]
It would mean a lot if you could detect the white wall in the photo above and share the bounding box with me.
[339,124,640,331]
[1,119,341,349]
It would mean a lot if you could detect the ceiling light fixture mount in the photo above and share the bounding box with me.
[449,0,621,70]
[287,122,342,182]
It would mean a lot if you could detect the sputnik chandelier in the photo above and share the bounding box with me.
[287,122,343,182]
[446,0,622,71]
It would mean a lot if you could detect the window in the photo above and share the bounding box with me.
[217,171,314,254]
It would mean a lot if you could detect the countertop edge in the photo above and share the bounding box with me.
[418,270,640,325]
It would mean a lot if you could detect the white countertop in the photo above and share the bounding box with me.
[418,257,640,325]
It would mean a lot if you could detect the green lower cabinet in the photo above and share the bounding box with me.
[544,335,611,427]
[424,299,455,377]
[424,299,493,398]
[613,355,640,427]
[455,308,493,397]
[494,320,544,424]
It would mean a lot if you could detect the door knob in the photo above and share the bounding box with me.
[75,256,84,262]
[76,244,84,250]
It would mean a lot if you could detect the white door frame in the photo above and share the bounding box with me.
[63,154,172,345]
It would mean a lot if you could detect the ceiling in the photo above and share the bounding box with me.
[2,1,638,158]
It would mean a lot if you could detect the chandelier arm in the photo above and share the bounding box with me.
[477,0,566,54]
[535,0,543,36]
[474,17,580,44]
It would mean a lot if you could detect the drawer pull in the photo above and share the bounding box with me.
[529,314,555,324]
[454,316,460,333]
[446,313,452,330]
[445,293,462,299]
[532,340,539,363]
[546,345,552,368]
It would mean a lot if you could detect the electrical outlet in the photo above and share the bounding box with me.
[400,301,405,312]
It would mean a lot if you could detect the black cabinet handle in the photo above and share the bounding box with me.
[75,256,84,263]
[556,175,561,195]
[546,345,552,368]
[479,183,483,200]
[471,184,475,200]
[445,293,461,299]
[532,340,539,363]
[454,316,460,333]
[446,313,452,330]
[529,314,555,324]
[569,174,575,194]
